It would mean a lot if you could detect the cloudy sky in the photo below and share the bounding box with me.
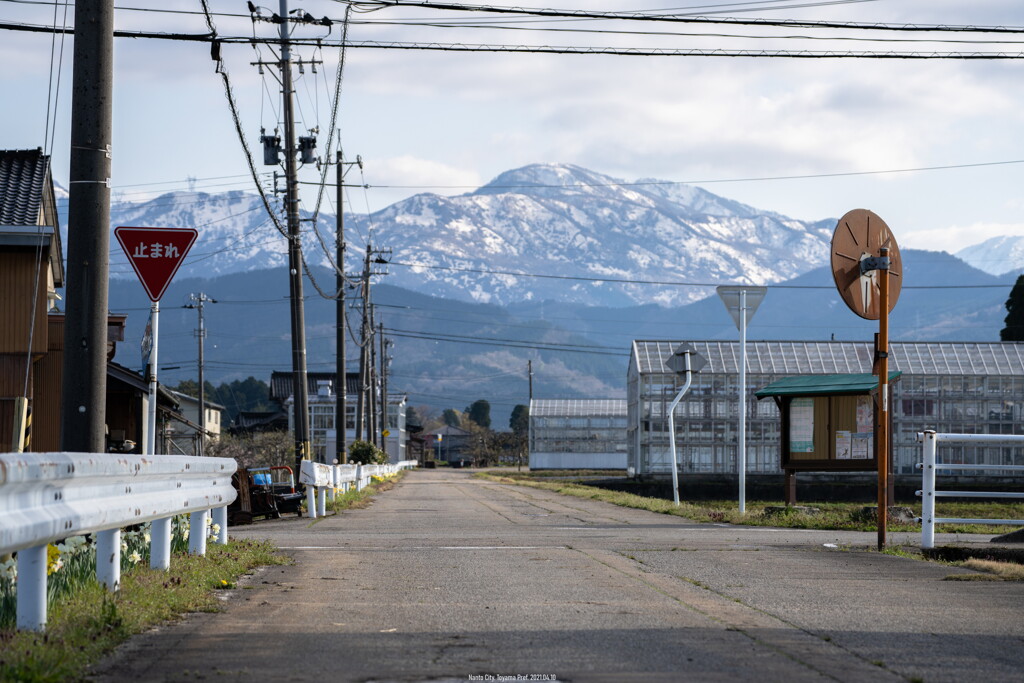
[5,0,1024,269]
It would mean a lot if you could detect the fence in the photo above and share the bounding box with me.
[300,460,418,518]
[917,431,1024,549]
[0,452,237,631]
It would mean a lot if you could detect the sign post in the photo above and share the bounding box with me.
[829,209,901,549]
[716,286,767,514]
[115,226,197,456]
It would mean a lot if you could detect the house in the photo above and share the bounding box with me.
[165,390,225,456]
[0,148,178,453]
[270,370,408,464]
[422,424,475,466]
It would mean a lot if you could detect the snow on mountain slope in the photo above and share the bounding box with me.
[956,235,1024,278]
[353,163,835,307]
[88,163,837,306]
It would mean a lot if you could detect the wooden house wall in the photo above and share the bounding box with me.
[0,250,49,355]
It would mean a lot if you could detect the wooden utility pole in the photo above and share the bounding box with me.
[61,0,115,452]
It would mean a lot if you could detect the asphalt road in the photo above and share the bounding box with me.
[90,469,1024,683]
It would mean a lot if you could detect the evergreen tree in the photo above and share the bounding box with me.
[442,408,462,427]
[1002,274,1024,341]
[466,399,491,428]
[509,404,529,435]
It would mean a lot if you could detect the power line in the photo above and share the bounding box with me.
[351,1,1024,35]
[387,259,1018,290]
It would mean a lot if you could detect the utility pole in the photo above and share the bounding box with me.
[369,303,378,447]
[334,152,362,463]
[60,0,114,453]
[528,359,533,402]
[185,293,216,456]
[356,249,370,442]
[252,0,320,475]
[379,320,389,455]
[336,151,345,462]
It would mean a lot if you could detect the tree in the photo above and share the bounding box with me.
[1001,274,1024,341]
[466,399,491,429]
[509,404,529,435]
[347,439,388,465]
[442,408,462,427]
[205,431,293,470]
[406,405,422,428]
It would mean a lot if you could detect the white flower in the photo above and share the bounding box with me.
[209,524,221,539]
[129,551,142,564]
[143,532,151,543]
[121,541,128,552]
[0,558,17,581]
[205,516,213,527]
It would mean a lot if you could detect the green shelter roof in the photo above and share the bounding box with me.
[755,372,902,399]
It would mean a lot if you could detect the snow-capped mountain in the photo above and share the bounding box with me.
[956,235,1024,278]
[354,164,836,307]
[89,163,838,307]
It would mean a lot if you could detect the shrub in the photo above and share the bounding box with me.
[347,440,388,465]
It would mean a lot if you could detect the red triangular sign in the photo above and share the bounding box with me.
[114,226,198,302]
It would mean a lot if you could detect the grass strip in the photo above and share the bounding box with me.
[475,471,1023,534]
[0,539,286,683]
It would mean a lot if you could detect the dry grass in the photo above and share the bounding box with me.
[945,558,1024,582]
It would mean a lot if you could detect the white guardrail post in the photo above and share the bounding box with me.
[917,432,1024,551]
[1,452,236,632]
[921,430,938,550]
[299,460,333,519]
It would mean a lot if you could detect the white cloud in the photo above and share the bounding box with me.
[903,222,1024,254]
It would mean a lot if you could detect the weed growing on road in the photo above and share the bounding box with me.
[476,472,1023,535]
[0,539,286,682]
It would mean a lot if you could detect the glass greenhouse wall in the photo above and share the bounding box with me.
[529,399,628,469]
[628,341,1024,477]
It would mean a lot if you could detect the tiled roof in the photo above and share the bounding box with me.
[0,149,50,226]
[270,371,362,402]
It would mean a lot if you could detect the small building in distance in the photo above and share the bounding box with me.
[165,390,225,455]
[628,340,1024,479]
[421,424,474,467]
[528,399,628,470]
[271,371,408,464]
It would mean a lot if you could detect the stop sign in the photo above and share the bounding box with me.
[114,226,198,302]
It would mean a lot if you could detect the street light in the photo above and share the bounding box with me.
[665,344,706,506]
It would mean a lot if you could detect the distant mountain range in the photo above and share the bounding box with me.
[955,235,1024,278]
[51,163,1022,423]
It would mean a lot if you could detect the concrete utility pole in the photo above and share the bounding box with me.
[336,151,346,463]
[185,293,215,456]
[356,249,370,441]
[369,304,378,446]
[333,152,362,462]
[379,320,389,454]
[60,0,115,453]
[277,0,312,477]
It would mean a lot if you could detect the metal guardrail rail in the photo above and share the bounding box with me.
[300,460,418,518]
[0,452,237,631]
[916,431,1024,549]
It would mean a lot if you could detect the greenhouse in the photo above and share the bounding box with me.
[529,399,629,469]
[627,340,1024,478]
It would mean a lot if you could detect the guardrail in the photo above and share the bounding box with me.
[916,431,1024,549]
[0,452,237,631]
[300,460,418,518]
